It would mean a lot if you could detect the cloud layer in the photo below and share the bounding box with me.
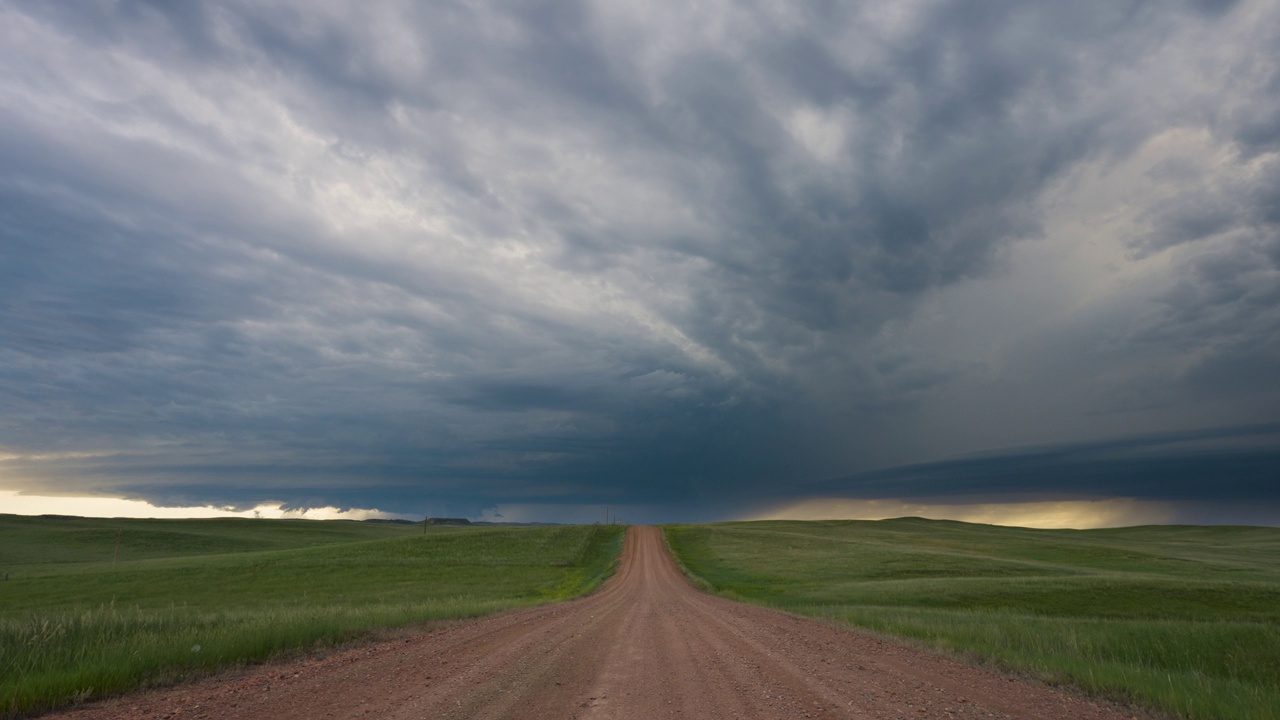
[2,0,1278,520]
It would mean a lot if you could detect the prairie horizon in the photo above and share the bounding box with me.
[2,1,1278,529]
[4,514,1279,718]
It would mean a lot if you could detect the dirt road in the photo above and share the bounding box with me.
[47,526,1134,719]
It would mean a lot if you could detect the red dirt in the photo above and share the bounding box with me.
[43,526,1139,719]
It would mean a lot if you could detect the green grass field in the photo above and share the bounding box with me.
[664,519,1280,720]
[0,514,624,718]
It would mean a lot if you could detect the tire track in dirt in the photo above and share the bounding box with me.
[43,526,1136,719]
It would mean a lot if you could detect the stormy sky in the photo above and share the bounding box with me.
[2,0,1278,525]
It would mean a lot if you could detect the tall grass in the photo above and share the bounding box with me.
[0,517,624,717]
[1,601,515,715]
[664,519,1280,720]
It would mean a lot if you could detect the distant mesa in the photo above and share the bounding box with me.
[425,517,473,526]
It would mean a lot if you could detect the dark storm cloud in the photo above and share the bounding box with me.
[1134,150,1280,412]
[793,424,1280,505]
[1,0,1278,519]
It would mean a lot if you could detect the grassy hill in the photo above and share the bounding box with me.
[664,519,1280,720]
[0,514,623,717]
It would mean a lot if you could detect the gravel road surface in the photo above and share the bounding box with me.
[44,526,1136,719]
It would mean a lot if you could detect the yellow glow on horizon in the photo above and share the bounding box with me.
[745,497,1178,529]
[0,490,404,521]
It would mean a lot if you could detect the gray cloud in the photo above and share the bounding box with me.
[1,0,1277,520]
[794,423,1280,504]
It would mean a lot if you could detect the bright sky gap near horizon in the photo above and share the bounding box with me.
[1,0,1278,528]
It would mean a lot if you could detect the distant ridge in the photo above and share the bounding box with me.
[473,521,563,527]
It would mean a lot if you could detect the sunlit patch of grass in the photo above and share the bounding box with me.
[0,516,624,717]
[664,519,1280,720]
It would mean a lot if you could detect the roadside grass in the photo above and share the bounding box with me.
[0,515,624,718]
[663,519,1280,720]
